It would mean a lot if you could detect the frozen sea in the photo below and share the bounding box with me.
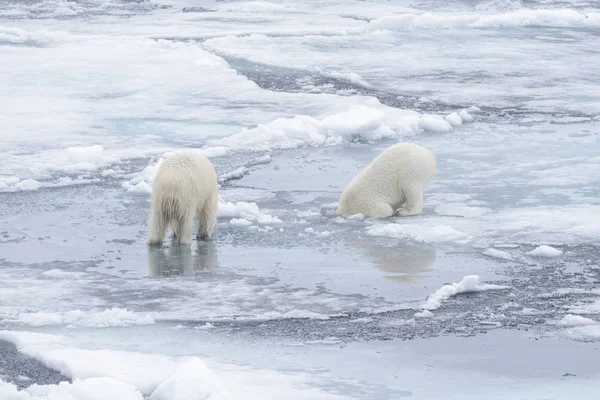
[1,0,600,399]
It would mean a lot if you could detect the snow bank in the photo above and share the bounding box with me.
[208,105,470,153]
[12,308,154,328]
[482,248,513,261]
[527,245,563,258]
[421,275,509,311]
[0,176,41,192]
[1,377,143,400]
[13,179,41,191]
[149,358,222,400]
[365,223,468,243]
[367,10,600,31]
[0,331,349,400]
[0,26,67,45]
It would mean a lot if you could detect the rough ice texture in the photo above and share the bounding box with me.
[482,248,513,261]
[527,245,563,257]
[421,275,510,311]
[366,223,468,243]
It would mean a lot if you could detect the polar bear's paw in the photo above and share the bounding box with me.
[395,208,421,217]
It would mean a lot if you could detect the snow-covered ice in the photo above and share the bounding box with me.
[1,0,600,398]
[421,275,510,311]
[528,245,564,258]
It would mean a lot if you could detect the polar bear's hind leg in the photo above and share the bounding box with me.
[197,190,218,240]
[174,212,194,245]
[396,186,424,216]
[147,208,168,245]
[367,202,395,218]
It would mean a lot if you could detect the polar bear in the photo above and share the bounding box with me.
[146,151,218,245]
[337,143,436,218]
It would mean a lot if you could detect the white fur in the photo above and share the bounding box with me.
[147,151,219,245]
[337,143,436,218]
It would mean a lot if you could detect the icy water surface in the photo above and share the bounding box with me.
[1,0,600,399]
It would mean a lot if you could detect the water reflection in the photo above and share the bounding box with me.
[148,240,218,276]
[354,239,437,284]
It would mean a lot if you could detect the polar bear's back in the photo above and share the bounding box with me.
[337,143,436,216]
[369,143,436,183]
[152,151,217,209]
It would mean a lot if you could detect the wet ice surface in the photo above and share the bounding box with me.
[1,0,600,399]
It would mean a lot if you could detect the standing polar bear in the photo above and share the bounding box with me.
[337,143,436,218]
[146,151,218,245]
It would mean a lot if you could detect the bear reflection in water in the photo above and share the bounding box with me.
[354,239,436,283]
[148,240,218,276]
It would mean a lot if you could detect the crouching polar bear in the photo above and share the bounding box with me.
[147,151,218,245]
[337,143,436,218]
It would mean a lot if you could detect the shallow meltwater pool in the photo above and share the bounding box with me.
[1,0,600,399]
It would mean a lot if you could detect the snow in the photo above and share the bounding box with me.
[366,223,468,243]
[1,377,143,400]
[527,245,563,258]
[562,325,600,341]
[13,179,41,192]
[421,275,510,311]
[257,214,282,225]
[229,218,253,227]
[558,315,597,327]
[367,10,600,31]
[414,310,433,318]
[483,248,514,261]
[458,110,474,122]
[435,203,490,218]
[209,104,422,153]
[127,181,152,195]
[12,309,154,328]
[445,112,462,126]
[148,358,222,400]
[0,331,349,400]
[1,0,600,396]
[218,166,247,183]
[418,115,453,133]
